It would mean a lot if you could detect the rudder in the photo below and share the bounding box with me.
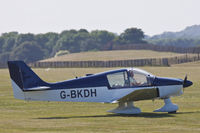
[7,61,48,99]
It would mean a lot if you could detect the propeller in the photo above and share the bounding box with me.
[183,75,187,92]
[183,75,193,88]
[183,75,187,85]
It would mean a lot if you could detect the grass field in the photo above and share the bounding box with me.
[40,50,187,62]
[0,64,200,133]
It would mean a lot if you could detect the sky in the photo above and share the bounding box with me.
[0,0,200,36]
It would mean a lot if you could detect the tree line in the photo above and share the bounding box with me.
[0,27,200,64]
[148,38,200,47]
[0,28,145,63]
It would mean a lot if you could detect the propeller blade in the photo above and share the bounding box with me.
[184,75,187,84]
[183,75,193,88]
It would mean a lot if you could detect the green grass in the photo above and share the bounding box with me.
[40,50,188,62]
[0,65,200,133]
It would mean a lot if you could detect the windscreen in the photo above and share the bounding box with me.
[128,68,155,87]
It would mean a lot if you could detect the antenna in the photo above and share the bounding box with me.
[71,68,78,79]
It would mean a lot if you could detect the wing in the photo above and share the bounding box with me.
[117,87,159,102]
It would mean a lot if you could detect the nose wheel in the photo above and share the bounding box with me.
[154,98,178,113]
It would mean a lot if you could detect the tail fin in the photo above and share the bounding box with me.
[7,61,49,99]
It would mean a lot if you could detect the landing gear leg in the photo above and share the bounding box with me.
[154,98,178,113]
[108,101,141,114]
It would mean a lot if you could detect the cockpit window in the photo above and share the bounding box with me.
[128,69,154,87]
[107,69,155,89]
[107,71,129,88]
[129,70,148,86]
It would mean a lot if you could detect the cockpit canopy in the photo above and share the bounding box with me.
[106,68,155,89]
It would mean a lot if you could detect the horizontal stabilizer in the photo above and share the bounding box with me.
[24,86,50,91]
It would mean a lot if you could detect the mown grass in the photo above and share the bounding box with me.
[40,50,188,62]
[0,64,200,133]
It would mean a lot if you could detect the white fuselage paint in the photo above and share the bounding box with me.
[158,85,183,98]
[11,80,183,103]
[11,80,25,100]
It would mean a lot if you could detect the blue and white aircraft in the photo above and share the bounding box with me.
[8,61,192,114]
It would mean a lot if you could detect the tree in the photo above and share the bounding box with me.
[0,52,10,63]
[91,30,116,44]
[90,30,116,50]
[54,31,78,53]
[1,32,18,53]
[16,33,35,47]
[54,29,92,53]
[0,37,5,53]
[10,41,45,63]
[79,29,89,33]
[120,28,145,44]
[2,38,16,51]
[35,32,59,57]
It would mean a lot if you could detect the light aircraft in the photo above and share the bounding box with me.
[7,61,193,114]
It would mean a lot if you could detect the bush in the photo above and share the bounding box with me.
[55,50,70,57]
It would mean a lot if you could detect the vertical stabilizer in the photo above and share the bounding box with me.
[7,61,49,99]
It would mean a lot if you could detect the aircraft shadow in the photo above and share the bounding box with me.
[36,111,198,120]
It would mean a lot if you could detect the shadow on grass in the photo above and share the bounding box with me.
[37,111,196,120]
[175,111,200,115]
